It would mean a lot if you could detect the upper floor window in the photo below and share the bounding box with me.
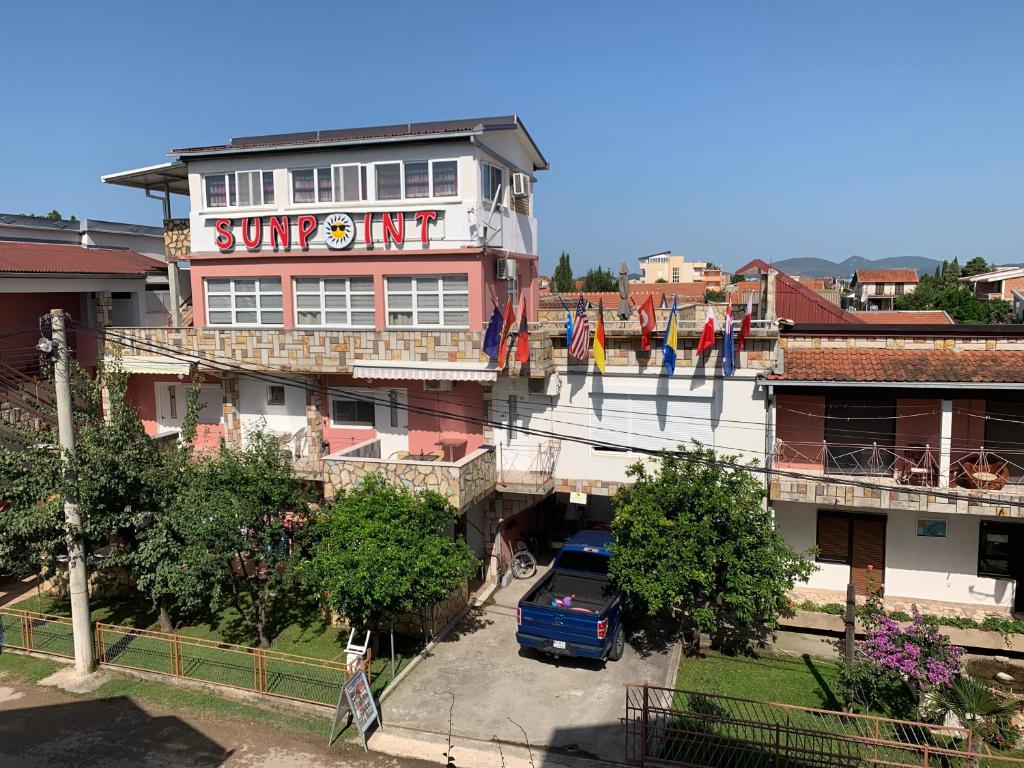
[375,163,403,200]
[385,274,469,327]
[205,277,283,326]
[291,165,367,204]
[329,394,376,429]
[294,276,375,327]
[482,163,503,202]
[204,171,274,208]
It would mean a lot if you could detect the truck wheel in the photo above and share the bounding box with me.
[607,624,625,661]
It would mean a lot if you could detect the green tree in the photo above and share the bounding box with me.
[552,251,575,293]
[304,474,478,632]
[582,267,618,292]
[0,443,63,577]
[705,288,727,302]
[894,274,1013,323]
[176,430,309,646]
[961,257,991,277]
[609,445,815,655]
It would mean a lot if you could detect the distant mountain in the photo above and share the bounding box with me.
[767,256,942,279]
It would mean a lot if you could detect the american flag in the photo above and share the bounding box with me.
[568,294,590,361]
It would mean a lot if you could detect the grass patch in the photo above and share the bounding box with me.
[676,651,843,710]
[0,651,63,683]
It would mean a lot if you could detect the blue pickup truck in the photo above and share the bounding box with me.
[515,530,627,662]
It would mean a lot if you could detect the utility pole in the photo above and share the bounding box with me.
[50,309,95,675]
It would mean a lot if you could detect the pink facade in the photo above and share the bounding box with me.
[127,373,224,452]
[1,292,93,370]
[188,247,539,331]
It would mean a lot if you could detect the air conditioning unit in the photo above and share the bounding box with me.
[495,257,515,280]
[423,380,453,393]
[511,172,530,197]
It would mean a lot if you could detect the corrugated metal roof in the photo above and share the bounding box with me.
[0,241,162,275]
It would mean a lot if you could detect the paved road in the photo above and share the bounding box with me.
[381,569,676,763]
[0,674,433,768]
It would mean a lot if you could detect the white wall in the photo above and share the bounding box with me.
[238,376,307,445]
[490,368,766,487]
[773,501,1017,609]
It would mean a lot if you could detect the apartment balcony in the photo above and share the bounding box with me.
[770,439,1024,517]
[496,440,560,495]
[321,437,495,511]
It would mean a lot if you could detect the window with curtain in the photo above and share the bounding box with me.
[205,277,283,326]
[482,163,503,201]
[293,276,375,327]
[291,167,331,203]
[205,171,274,208]
[385,274,469,327]
[404,162,429,198]
[205,174,229,207]
[375,163,402,200]
[432,160,458,197]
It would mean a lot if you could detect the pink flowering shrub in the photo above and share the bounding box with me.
[859,610,964,693]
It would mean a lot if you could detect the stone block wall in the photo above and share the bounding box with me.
[163,218,191,261]
[390,583,469,637]
[221,376,241,448]
[781,333,1024,352]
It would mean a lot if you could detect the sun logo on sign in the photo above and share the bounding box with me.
[321,213,355,250]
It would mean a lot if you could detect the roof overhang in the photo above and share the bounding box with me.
[101,161,189,195]
[759,378,1023,390]
[352,359,497,382]
[116,355,192,375]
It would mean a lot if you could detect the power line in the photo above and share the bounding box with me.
[95,326,1024,509]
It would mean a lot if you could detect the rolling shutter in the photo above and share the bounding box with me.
[816,512,850,564]
[851,517,886,596]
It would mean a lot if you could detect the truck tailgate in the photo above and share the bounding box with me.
[518,602,601,647]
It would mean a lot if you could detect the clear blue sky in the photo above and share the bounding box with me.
[2,1,1021,274]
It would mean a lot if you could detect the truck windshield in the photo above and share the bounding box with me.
[556,550,610,575]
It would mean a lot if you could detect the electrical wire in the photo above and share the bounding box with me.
[93,326,1024,509]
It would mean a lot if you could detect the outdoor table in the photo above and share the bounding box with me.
[435,437,467,462]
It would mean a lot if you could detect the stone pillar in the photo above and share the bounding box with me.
[764,271,777,323]
[221,375,242,448]
[939,399,953,488]
[305,376,325,459]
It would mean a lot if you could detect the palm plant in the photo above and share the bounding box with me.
[931,675,1021,750]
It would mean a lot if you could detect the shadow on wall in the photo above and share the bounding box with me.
[0,695,232,765]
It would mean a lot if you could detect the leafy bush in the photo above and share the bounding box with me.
[860,611,963,693]
[928,675,1021,749]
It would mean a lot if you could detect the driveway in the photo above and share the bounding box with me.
[379,567,676,763]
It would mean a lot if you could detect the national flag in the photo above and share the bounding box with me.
[737,294,753,351]
[722,305,735,377]
[696,306,716,356]
[559,294,574,348]
[515,296,530,365]
[568,294,590,362]
[637,294,656,351]
[483,304,503,360]
[662,296,678,375]
[496,296,516,366]
[593,298,606,374]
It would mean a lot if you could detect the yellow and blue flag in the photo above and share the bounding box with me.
[662,296,678,375]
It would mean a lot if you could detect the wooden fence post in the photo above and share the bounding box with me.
[95,625,104,664]
[22,613,32,652]
[171,635,182,677]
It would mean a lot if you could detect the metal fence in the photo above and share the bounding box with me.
[626,684,1024,768]
[0,608,390,708]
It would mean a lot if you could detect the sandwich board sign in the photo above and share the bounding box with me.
[329,669,381,751]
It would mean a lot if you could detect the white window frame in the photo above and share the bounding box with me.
[482,162,503,202]
[330,163,367,203]
[289,166,333,205]
[328,392,377,429]
[204,277,284,327]
[368,159,460,202]
[292,276,376,328]
[203,170,275,209]
[384,274,470,328]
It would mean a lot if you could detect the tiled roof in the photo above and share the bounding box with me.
[540,283,705,310]
[853,268,919,284]
[854,310,952,325]
[770,348,1024,383]
[727,282,762,294]
[795,278,827,291]
[0,241,162,275]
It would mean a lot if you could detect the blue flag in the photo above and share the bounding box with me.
[662,297,678,376]
[722,305,735,377]
[558,295,574,348]
[483,305,503,360]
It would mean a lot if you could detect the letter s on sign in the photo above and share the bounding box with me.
[214,219,235,251]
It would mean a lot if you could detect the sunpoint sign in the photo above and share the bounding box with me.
[212,210,440,252]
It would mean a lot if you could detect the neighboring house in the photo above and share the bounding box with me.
[700,267,730,292]
[102,115,549,585]
[767,324,1024,617]
[637,251,707,284]
[538,282,706,317]
[850,268,919,311]
[959,266,1024,302]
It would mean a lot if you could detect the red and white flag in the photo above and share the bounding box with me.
[637,294,656,351]
[737,294,753,350]
[696,306,716,355]
[514,294,530,365]
[568,294,590,362]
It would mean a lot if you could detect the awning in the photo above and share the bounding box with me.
[115,355,192,375]
[352,360,498,382]
[101,161,190,195]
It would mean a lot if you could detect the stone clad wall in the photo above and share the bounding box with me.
[782,334,1024,352]
[163,218,191,261]
[322,447,495,510]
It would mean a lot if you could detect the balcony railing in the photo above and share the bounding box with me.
[322,437,495,510]
[772,439,1024,492]
[497,440,560,494]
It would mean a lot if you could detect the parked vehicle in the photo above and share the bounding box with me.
[515,530,627,662]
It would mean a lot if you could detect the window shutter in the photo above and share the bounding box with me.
[816,512,850,563]
[851,517,886,595]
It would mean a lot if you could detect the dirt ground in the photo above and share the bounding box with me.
[0,674,435,768]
